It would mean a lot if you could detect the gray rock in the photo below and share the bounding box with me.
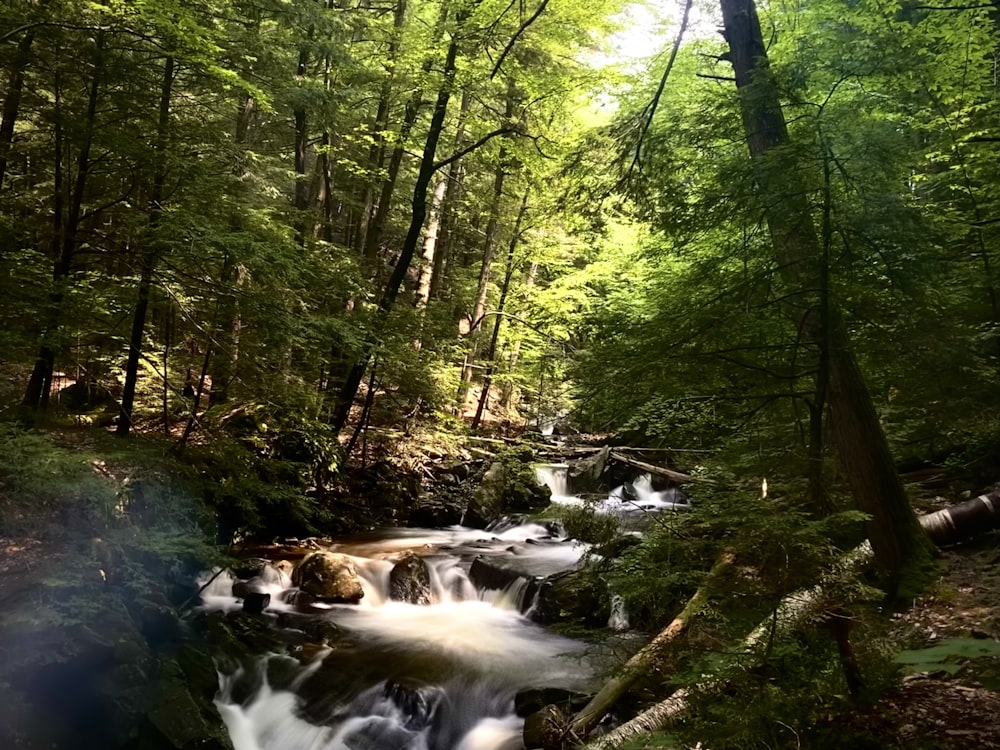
[292,552,365,603]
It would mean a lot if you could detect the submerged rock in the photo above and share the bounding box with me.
[292,551,365,603]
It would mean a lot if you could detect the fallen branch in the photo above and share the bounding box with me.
[918,490,1000,546]
[608,450,711,485]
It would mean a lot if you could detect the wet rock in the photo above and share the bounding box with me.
[388,552,432,605]
[514,688,590,718]
[292,551,365,603]
[242,591,271,614]
[522,703,570,750]
[384,681,443,730]
[530,569,610,628]
[465,462,506,528]
[409,494,465,528]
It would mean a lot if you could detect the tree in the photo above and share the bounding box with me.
[718,0,935,596]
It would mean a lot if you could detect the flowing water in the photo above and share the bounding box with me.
[202,467,688,750]
[202,522,598,750]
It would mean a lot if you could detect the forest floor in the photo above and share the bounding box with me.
[834,523,1000,750]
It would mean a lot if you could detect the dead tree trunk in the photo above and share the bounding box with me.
[918,490,1000,546]
[565,552,735,740]
[579,542,876,750]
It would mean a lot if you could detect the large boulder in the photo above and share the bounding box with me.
[389,552,433,605]
[465,461,507,528]
[292,552,365,603]
[530,569,610,628]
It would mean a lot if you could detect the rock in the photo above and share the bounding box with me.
[515,688,590,718]
[232,576,266,599]
[408,494,465,528]
[466,462,506,528]
[292,551,365,603]
[522,703,570,750]
[388,552,433,605]
[242,592,271,614]
[530,569,610,627]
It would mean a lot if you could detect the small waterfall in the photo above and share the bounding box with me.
[607,593,630,632]
[534,463,576,504]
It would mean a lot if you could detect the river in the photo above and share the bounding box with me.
[199,468,686,750]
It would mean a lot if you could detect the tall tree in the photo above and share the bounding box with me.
[719,0,935,595]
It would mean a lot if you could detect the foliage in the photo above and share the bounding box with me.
[0,425,120,536]
[895,637,1000,676]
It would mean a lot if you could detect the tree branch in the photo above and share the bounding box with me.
[490,0,550,80]
[624,0,694,181]
[432,126,519,172]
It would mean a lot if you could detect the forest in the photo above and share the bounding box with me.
[0,0,999,749]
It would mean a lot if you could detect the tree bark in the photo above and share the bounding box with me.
[719,0,935,597]
[607,450,706,485]
[429,89,472,300]
[414,176,448,309]
[581,542,876,750]
[565,551,735,740]
[918,490,1000,546]
[117,55,175,436]
[362,1,451,260]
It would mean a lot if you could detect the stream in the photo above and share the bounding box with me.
[199,466,688,750]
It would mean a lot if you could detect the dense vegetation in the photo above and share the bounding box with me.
[1,0,998,748]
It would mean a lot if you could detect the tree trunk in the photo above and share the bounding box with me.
[363,1,451,261]
[414,176,448,309]
[499,260,537,408]
[355,0,408,254]
[332,7,467,432]
[472,189,529,429]
[293,42,311,243]
[117,56,174,436]
[429,89,472,300]
[0,29,34,190]
[719,0,935,597]
[918,490,1000,546]
[458,79,518,412]
[24,36,104,410]
[565,551,735,740]
[581,542,876,750]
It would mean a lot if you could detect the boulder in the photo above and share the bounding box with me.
[292,552,365,603]
[388,553,433,605]
[530,569,610,628]
[465,462,506,528]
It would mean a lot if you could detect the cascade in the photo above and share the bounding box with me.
[203,520,596,750]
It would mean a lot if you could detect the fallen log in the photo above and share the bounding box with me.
[918,490,1000,546]
[580,490,1000,750]
[566,551,735,739]
[581,542,875,750]
[608,450,711,485]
